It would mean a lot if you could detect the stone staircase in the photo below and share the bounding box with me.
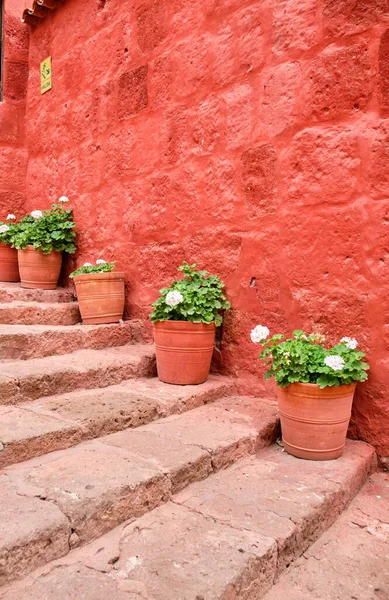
[0,283,378,599]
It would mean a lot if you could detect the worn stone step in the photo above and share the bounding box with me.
[262,472,389,600]
[0,301,81,325]
[0,283,74,304]
[0,375,235,468]
[0,396,279,586]
[0,345,156,405]
[0,440,374,598]
[0,321,146,360]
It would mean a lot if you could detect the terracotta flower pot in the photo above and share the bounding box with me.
[0,243,20,282]
[153,320,216,385]
[18,246,62,290]
[73,271,125,325]
[277,382,357,461]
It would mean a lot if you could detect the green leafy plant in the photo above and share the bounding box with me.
[0,214,28,246]
[251,327,369,388]
[69,259,115,278]
[150,262,230,326]
[12,202,76,255]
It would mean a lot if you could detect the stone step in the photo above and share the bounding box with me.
[0,321,145,360]
[0,283,74,304]
[0,301,81,325]
[0,344,156,405]
[0,375,235,468]
[262,472,389,600]
[0,440,374,598]
[0,396,279,587]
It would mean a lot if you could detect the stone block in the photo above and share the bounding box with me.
[209,25,236,88]
[118,65,148,120]
[224,83,254,150]
[282,127,359,205]
[379,29,389,115]
[368,121,389,199]
[260,61,303,136]
[172,35,209,99]
[323,0,389,36]
[234,4,267,72]
[0,104,20,144]
[136,0,168,53]
[0,148,28,190]
[3,61,29,101]
[272,0,320,58]
[241,144,277,218]
[304,44,372,121]
[191,94,222,155]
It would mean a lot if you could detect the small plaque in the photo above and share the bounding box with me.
[40,57,52,94]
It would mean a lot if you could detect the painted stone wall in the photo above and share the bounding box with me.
[0,0,28,216]
[24,0,389,456]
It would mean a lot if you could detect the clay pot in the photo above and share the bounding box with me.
[18,246,62,289]
[277,382,357,461]
[0,243,20,282]
[73,271,125,325]
[153,320,216,385]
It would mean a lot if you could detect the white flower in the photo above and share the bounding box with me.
[166,290,184,307]
[250,325,270,344]
[58,196,69,203]
[83,262,93,267]
[324,355,345,371]
[96,259,106,265]
[0,224,10,234]
[31,210,43,219]
[340,337,358,350]
[6,214,16,220]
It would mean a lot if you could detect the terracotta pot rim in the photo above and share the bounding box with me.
[280,382,357,391]
[153,319,216,329]
[0,242,12,248]
[18,245,62,255]
[73,271,125,282]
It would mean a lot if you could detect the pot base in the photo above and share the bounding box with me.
[21,280,58,290]
[81,315,123,325]
[282,439,345,461]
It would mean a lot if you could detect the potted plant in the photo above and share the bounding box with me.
[12,197,76,290]
[0,214,22,282]
[69,260,125,325]
[251,327,369,460]
[150,262,230,385]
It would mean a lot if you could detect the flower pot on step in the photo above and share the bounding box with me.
[73,271,125,325]
[0,243,20,282]
[18,246,62,289]
[153,320,216,385]
[276,382,357,461]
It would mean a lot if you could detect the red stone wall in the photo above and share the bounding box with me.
[0,0,28,216]
[24,0,389,456]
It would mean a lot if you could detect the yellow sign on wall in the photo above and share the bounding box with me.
[40,57,52,94]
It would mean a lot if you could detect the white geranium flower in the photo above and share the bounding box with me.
[250,325,270,343]
[83,262,93,267]
[340,337,358,350]
[31,210,43,219]
[0,224,10,234]
[96,259,106,265]
[324,355,345,371]
[6,214,16,220]
[166,290,184,307]
[58,196,69,203]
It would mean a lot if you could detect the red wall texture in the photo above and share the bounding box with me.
[23,0,389,456]
[0,0,28,216]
